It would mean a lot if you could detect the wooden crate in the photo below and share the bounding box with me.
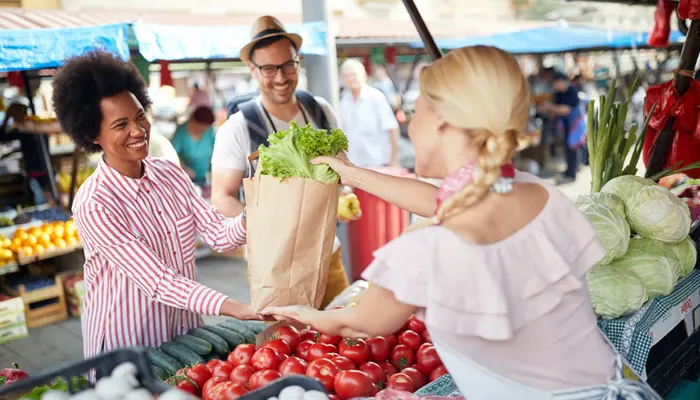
[7,275,69,329]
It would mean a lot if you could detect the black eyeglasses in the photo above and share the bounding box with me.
[252,60,299,78]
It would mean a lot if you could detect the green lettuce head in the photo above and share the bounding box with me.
[613,236,681,298]
[258,122,349,183]
[600,175,655,203]
[578,203,630,265]
[575,192,626,219]
[586,265,647,319]
[669,236,698,278]
[625,185,691,244]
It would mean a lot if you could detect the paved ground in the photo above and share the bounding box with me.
[0,161,609,373]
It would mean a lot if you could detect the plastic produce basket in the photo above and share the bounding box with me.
[239,376,327,399]
[646,324,700,397]
[0,347,170,398]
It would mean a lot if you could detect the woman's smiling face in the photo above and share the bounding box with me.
[96,91,151,164]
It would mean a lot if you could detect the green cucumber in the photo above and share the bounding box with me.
[160,341,205,366]
[187,328,230,355]
[246,322,266,334]
[217,320,256,343]
[146,348,182,375]
[152,365,171,381]
[202,325,245,348]
[172,335,212,356]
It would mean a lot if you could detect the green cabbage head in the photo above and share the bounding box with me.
[613,236,681,298]
[669,236,698,277]
[586,265,648,319]
[578,203,630,265]
[600,175,655,203]
[626,185,691,244]
[575,192,626,219]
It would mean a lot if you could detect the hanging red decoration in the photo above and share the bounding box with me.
[7,71,24,88]
[643,79,700,178]
[678,0,700,20]
[385,47,397,64]
[648,0,677,48]
[159,60,173,87]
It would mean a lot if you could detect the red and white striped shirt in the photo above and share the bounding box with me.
[72,157,246,360]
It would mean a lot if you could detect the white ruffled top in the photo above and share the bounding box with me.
[362,171,617,391]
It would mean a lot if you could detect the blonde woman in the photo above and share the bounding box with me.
[263,46,660,399]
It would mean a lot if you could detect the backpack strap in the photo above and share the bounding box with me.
[295,90,331,131]
[239,99,271,155]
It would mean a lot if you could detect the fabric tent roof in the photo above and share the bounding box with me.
[410,24,685,54]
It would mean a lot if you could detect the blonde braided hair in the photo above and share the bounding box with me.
[406,46,530,233]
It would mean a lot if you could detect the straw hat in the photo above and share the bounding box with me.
[240,16,303,62]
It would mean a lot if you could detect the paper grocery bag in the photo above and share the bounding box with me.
[243,152,339,312]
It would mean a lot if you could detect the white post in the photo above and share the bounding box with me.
[301,0,339,110]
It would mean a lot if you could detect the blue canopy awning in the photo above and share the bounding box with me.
[133,20,329,62]
[410,25,685,54]
[0,23,130,73]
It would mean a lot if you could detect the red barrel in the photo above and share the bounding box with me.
[348,167,415,280]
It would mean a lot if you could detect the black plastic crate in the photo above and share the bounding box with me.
[646,322,700,397]
[240,376,327,400]
[0,347,169,398]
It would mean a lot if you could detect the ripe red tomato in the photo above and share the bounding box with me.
[229,364,256,384]
[279,356,308,376]
[171,377,196,395]
[248,369,282,390]
[210,362,235,379]
[306,359,340,392]
[407,315,425,334]
[398,330,423,351]
[206,381,250,400]
[251,347,283,371]
[319,332,342,346]
[183,364,211,392]
[381,334,397,349]
[418,343,432,352]
[328,395,340,400]
[228,344,256,366]
[387,373,414,391]
[206,359,225,372]
[429,365,448,382]
[308,342,337,361]
[365,337,390,362]
[329,355,355,371]
[421,329,432,344]
[377,361,398,378]
[300,329,320,343]
[271,325,301,352]
[402,367,426,390]
[201,377,227,400]
[295,340,315,360]
[359,361,386,384]
[333,370,375,400]
[416,345,441,375]
[262,338,291,357]
[338,338,370,365]
[326,353,340,359]
[390,344,416,371]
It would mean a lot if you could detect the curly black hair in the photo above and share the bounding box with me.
[51,50,151,153]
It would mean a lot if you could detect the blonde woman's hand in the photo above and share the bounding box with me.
[311,152,357,187]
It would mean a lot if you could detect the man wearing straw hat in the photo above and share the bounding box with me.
[211,15,350,309]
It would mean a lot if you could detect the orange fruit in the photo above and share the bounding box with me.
[38,233,51,247]
[28,227,41,236]
[65,224,77,237]
[14,230,28,241]
[53,225,65,239]
[55,238,67,248]
[34,244,45,254]
[66,237,78,247]
[46,243,56,251]
[11,237,22,247]
[21,246,34,257]
[24,235,37,246]
[1,238,10,247]
[51,231,64,242]
[42,224,54,235]
[65,220,75,230]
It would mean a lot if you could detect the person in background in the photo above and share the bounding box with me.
[188,82,211,109]
[148,130,180,164]
[211,15,350,309]
[262,45,661,400]
[339,59,401,168]
[171,106,216,184]
[544,73,586,184]
[51,50,260,362]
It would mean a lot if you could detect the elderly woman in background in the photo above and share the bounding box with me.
[171,106,217,184]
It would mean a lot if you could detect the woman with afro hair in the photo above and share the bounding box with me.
[52,50,260,360]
